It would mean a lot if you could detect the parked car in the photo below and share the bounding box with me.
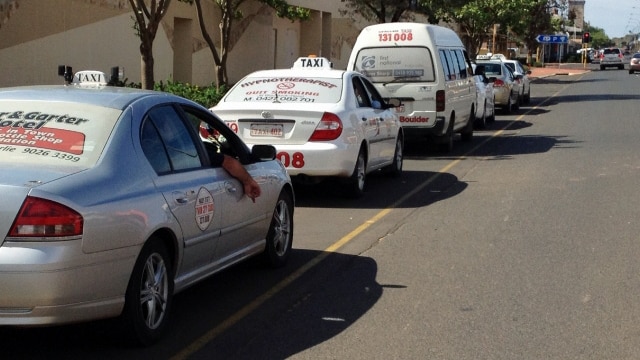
[0,70,295,345]
[471,63,496,128]
[212,56,404,198]
[599,48,625,70]
[501,58,532,104]
[629,53,640,74]
[475,58,520,114]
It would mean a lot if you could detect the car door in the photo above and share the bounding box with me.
[352,76,385,168]
[140,104,224,282]
[181,106,272,270]
[361,75,398,166]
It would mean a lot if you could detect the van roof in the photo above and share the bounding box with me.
[357,22,464,48]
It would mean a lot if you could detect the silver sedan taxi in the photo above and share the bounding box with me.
[0,71,294,345]
[212,56,404,198]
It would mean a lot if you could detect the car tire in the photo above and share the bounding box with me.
[263,190,294,268]
[475,101,487,129]
[461,108,474,142]
[502,93,513,114]
[122,238,173,346]
[619,65,624,70]
[383,134,403,177]
[488,98,496,123]
[630,69,634,74]
[438,118,455,153]
[346,147,367,198]
[524,87,531,104]
[600,65,605,70]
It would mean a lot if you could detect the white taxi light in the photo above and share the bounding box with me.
[72,70,109,87]
[292,56,333,70]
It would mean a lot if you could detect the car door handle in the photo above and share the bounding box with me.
[225,181,238,193]
[173,190,195,204]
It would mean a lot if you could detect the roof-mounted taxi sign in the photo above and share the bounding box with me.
[58,65,124,87]
[292,56,333,70]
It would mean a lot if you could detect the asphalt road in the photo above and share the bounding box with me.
[4,65,640,359]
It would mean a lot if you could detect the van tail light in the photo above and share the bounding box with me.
[493,79,506,87]
[436,90,445,112]
[309,112,343,141]
[9,197,83,238]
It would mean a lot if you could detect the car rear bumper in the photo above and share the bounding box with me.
[0,240,137,325]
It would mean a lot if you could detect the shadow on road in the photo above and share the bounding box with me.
[0,250,383,360]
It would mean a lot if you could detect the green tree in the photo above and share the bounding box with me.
[129,0,172,90]
[339,0,458,24]
[181,0,309,88]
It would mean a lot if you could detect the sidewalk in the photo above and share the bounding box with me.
[528,63,590,80]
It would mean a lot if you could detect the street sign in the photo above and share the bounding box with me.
[536,34,568,44]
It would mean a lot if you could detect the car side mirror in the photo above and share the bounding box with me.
[385,98,403,108]
[371,100,382,109]
[251,145,276,161]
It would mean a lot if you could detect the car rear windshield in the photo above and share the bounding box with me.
[0,100,120,167]
[477,62,504,76]
[352,46,436,83]
[604,48,620,55]
[224,76,343,104]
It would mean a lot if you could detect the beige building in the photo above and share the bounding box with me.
[0,0,367,87]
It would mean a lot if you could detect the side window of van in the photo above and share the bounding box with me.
[453,49,468,79]
[439,50,452,81]
[441,49,461,81]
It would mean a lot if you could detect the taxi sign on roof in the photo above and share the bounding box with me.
[292,56,333,70]
[72,70,109,86]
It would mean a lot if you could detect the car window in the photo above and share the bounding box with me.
[352,77,372,108]
[604,48,620,55]
[504,63,515,72]
[480,62,502,76]
[353,46,435,83]
[633,53,640,59]
[141,105,203,174]
[182,106,243,164]
[452,49,469,79]
[361,76,386,106]
[223,75,342,104]
[0,100,120,168]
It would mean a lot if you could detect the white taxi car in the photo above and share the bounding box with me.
[212,56,404,198]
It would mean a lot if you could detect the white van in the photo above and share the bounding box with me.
[347,23,475,152]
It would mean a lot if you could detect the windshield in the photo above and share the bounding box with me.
[352,46,436,83]
[224,76,343,104]
[0,100,120,167]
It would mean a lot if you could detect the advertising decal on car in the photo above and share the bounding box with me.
[195,187,215,231]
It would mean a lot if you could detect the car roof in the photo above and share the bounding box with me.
[242,68,349,80]
[0,85,178,110]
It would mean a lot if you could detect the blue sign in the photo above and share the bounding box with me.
[536,34,568,44]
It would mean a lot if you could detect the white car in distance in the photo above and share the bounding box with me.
[212,56,404,198]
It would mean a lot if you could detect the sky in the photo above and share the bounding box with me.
[584,0,640,38]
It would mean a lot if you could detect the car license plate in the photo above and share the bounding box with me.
[250,124,283,137]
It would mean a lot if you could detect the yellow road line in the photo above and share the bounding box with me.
[172,81,574,359]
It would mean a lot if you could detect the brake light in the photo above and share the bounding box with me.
[436,90,445,112]
[9,197,83,237]
[309,112,343,141]
[493,79,505,87]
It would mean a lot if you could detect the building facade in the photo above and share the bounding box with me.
[0,0,366,87]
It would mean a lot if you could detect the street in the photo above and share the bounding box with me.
[4,65,640,359]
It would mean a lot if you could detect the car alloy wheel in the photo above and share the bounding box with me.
[263,190,294,267]
[122,238,173,346]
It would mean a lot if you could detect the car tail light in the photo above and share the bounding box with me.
[436,90,445,112]
[619,53,624,59]
[9,197,83,237]
[493,79,506,87]
[309,112,343,141]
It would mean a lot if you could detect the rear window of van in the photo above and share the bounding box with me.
[352,47,436,83]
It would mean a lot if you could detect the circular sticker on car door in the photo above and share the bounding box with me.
[195,187,215,231]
